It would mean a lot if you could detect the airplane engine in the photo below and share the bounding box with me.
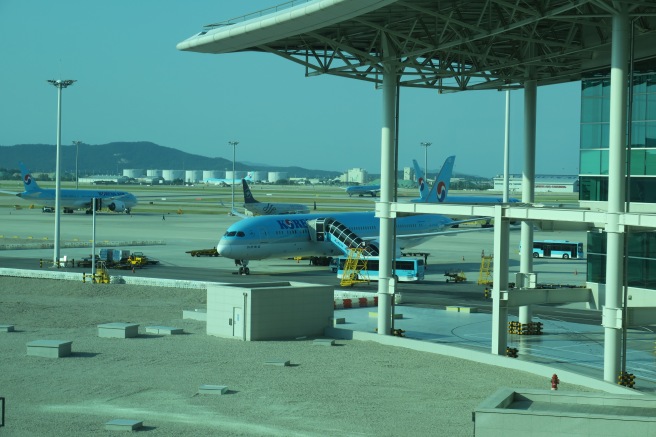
[107,200,126,212]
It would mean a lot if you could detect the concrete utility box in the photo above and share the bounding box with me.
[473,388,656,437]
[98,323,139,338]
[207,281,333,341]
[26,340,72,358]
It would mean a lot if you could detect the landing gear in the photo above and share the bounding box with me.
[234,259,250,275]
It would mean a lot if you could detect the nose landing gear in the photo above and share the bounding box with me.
[234,259,250,275]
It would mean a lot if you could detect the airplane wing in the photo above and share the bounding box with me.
[0,189,20,196]
[219,200,249,218]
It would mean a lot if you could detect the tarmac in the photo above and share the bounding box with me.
[1,205,655,395]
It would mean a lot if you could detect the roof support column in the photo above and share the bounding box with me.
[603,7,629,383]
[376,35,397,336]
[491,205,510,355]
[519,76,537,324]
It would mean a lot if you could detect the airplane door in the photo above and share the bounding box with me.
[232,307,243,338]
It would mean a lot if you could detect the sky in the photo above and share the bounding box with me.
[0,1,581,178]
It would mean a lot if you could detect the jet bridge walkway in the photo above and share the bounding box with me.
[308,218,379,257]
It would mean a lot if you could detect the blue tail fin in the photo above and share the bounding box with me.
[19,162,41,193]
[423,156,456,203]
[412,159,429,201]
[242,179,258,204]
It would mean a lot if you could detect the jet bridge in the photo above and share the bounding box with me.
[308,218,379,257]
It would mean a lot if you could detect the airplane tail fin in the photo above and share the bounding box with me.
[19,162,41,193]
[424,155,455,202]
[242,179,258,204]
[412,159,429,201]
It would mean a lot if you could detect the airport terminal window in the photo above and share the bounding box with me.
[581,96,610,123]
[580,150,608,175]
[579,177,608,201]
[580,124,609,149]
[587,231,656,290]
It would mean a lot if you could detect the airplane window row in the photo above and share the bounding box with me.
[224,231,246,237]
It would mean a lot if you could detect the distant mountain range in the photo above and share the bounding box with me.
[0,142,341,179]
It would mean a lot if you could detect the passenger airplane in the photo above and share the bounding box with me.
[204,172,253,186]
[412,157,520,204]
[345,184,381,197]
[0,162,138,213]
[217,211,486,274]
[242,179,310,215]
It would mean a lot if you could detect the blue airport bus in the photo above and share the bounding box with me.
[528,240,584,259]
[333,256,425,282]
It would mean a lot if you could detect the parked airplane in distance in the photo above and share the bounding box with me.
[0,162,138,213]
[204,172,253,186]
[345,184,381,197]
[412,157,520,204]
[217,210,488,274]
[241,179,310,216]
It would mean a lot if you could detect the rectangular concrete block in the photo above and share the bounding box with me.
[265,359,290,366]
[98,323,139,338]
[313,338,335,346]
[27,340,72,358]
[446,306,460,312]
[105,419,143,431]
[199,384,228,395]
[332,317,345,326]
[145,326,183,335]
[183,309,207,321]
[0,324,15,332]
[459,307,478,313]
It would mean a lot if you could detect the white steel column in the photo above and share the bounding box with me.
[603,8,629,383]
[519,79,537,324]
[491,205,510,354]
[376,37,397,336]
[503,90,510,203]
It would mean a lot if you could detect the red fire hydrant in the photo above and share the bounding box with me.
[551,374,560,391]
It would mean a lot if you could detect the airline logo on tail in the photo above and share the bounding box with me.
[412,156,455,203]
[19,162,41,192]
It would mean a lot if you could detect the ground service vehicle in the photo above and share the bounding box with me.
[525,240,584,259]
[334,256,425,282]
[186,248,219,257]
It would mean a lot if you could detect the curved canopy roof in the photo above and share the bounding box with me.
[178,0,656,92]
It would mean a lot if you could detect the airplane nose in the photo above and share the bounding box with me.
[216,240,231,257]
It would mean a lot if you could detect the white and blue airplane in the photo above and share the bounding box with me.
[412,157,520,204]
[242,179,310,216]
[204,172,253,186]
[0,162,138,213]
[217,210,487,274]
[345,184,381,197]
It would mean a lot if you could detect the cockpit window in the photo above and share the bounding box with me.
[236,231,245,237]
[225,231,236,237]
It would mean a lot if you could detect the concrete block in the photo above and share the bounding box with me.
[459,307,478,313]
[332,317,345,326]
[145,326,183,335]
[265,359,290,366]
[199,384,228,395]
[98,323,139,338]
[446,306,460,312]
[27,340,72,358]
[0,324,15,332]
[105,419,143,431]
[183,309,207,321]
[313,339,335,346]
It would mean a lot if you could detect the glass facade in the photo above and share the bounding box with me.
[587,231,656,290]
[580,65,656,202]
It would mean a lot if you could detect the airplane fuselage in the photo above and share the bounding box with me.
[217,211,452,261]
[19,188,138,210]
[244,202,310,216]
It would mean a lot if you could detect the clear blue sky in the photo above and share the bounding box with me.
[0,1,581,178]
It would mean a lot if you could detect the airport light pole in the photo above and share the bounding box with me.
[420,141,432,180]
[73,140,81,190]
[228,140,239,213]
[48,79,76,266]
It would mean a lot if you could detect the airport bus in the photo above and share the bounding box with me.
[526,240,584,259]
[333,256,425,282]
